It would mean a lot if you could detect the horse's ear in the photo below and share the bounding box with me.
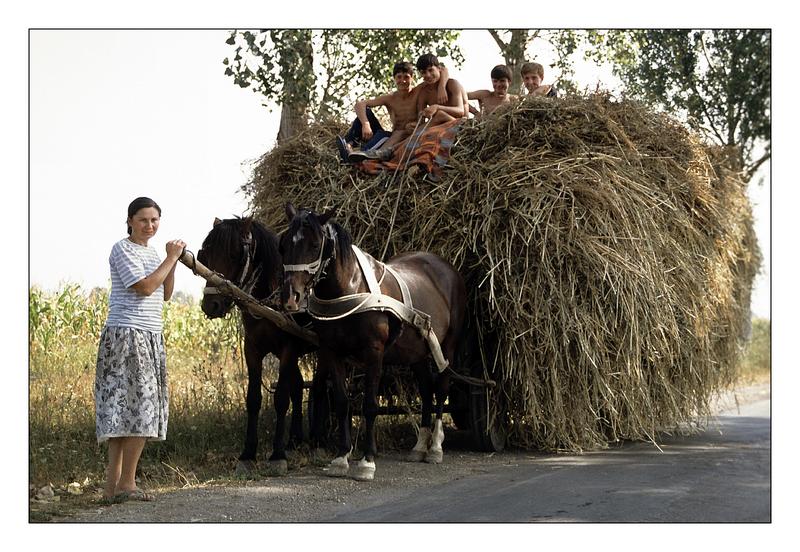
[241,216,253,235]
[285,202,298,222]
[213,217,222,226]
[318,206,337,226]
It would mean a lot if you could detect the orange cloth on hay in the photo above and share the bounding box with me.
[358,119,463,178]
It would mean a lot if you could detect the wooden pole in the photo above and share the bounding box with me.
[178,249,318,346]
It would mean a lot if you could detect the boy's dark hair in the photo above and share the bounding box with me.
[416,53,439,71]
[490,64,512,81]
[520,62,544,78]
[127,196,161,235]
[393,61,415,76]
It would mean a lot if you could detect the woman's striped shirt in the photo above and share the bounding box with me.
[105,238,164,332]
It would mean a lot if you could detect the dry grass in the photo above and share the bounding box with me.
[244,93,760,452]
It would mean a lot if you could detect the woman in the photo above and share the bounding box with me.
[95,197,185,503]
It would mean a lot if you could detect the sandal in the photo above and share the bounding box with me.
[114,488,156,502]
[97,494,125,505]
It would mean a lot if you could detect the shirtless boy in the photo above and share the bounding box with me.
[414,53,468,127]
[337,61,447,163]
[349,54,461,162]
[521,62,558,97]
[467,64,515,118]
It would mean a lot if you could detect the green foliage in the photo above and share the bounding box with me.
[582,29,771,181]
[224,29,463,121]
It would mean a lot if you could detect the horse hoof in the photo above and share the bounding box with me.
[235,460,257,476]
[406,450,426,463]
[265,459,288,476]
[326,456,350,477]
[424,449,443,464]
[350,459,376,481]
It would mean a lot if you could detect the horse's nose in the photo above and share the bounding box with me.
[282,279,302,312]
[201,297,224,318]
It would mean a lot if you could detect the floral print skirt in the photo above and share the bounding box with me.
[95,326,169,444]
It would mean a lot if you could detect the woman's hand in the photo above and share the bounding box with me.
[166,239,186,261]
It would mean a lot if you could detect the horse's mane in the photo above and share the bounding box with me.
[287,209,354,266]
[329,220,354,265]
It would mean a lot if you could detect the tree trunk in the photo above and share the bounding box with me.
[273,30,314,144]
[277,103,307,144]
[488,30,536,94]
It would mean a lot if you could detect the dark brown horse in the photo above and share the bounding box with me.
[279,204,466,481]
[198,217,316,475]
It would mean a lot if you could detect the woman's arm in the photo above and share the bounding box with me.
[163,262,177,301]
[129,240,185,298]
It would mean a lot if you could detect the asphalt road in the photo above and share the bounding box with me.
[66,388,770,523]
[325,398,771,522]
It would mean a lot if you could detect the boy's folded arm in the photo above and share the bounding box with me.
[467,90,490,100]
[355,95,390,121]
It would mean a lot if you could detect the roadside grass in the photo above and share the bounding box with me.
[737,318,771,384]
[28,285,771,520]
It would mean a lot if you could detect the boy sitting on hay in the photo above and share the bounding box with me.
[467,64,516,118]
[349,53,468,163]
[336,61,448,163]
[521,61,557,97]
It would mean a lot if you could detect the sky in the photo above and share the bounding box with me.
[9,3,795,546]
[28,29,770,319]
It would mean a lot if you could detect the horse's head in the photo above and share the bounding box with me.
[279,202,337,313]
[198,216,256,319]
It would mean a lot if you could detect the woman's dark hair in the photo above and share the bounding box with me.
[126,197,161,235]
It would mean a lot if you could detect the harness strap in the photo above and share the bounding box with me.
[351,245,381,295]
[307,245,449,372]
[384,265,412,309]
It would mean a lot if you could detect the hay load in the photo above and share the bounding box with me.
[244,94,760,451]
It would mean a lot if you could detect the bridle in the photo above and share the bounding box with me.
[202,231,261,299]
[282,219,337,292]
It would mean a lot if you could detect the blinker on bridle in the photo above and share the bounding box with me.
[202,231,259,297]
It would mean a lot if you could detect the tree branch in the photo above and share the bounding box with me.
[745,150,771,182]
[488,29,508,53]
[687,78,726,144]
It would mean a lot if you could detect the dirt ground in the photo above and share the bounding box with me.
[44,381,769,523]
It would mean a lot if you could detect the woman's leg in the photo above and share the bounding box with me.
[103,438,124,498]
[115,436,147,493]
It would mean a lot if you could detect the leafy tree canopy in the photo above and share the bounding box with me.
[224,29,463,122]
[583,29,770,181]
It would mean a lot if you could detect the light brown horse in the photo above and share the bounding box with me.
[279,203,466,481]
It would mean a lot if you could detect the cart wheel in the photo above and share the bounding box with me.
[469,384,507,452]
